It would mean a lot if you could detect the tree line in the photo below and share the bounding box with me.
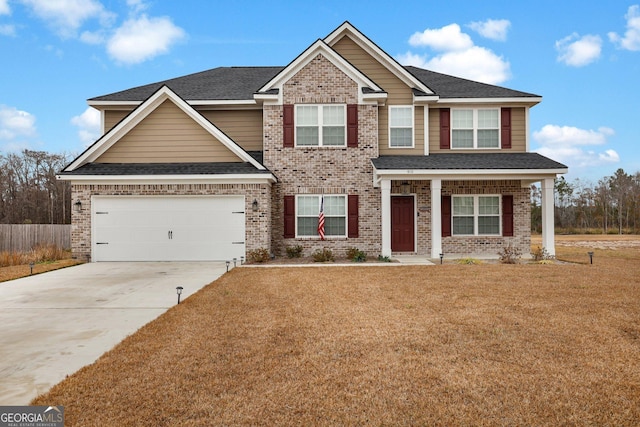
[0,150,71,224]
[532,168,640,234]
[1,150,639,233]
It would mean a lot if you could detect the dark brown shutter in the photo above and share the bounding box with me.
[502,195,514,236]
[440,108,450,149]
[442,195,452,237]
[347,104,358,147]
[284,195,295,238]
[348,194,359,238]
[283,104,294,147]
[501,107,511,149]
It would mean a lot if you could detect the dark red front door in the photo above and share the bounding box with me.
[391,196,415,252]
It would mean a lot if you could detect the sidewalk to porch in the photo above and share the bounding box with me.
[393,255,435,265]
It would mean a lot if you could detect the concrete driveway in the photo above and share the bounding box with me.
[0,262,228,405]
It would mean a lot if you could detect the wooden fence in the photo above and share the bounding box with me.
[0,224,71,252]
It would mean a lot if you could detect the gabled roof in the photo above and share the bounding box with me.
[65,85,267,173]
[255,38,385,104]
[59,162,272,176]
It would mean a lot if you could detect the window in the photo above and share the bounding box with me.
[451,109,499,149]
[389,106,414,147]
[452,195,501,235]
[296,195,346,237]
[296,105,346,146]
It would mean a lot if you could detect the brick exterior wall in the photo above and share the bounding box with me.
[264,53,382,258]
[70,183,271,262]
[441,180,531,256]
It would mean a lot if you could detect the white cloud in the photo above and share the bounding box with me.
[533,124,619,168]
[468,19,511,41]
[409,24,473,51]
[0,24,15,36]
[106,15,185,64]
[400,23,511,85]
[126,0,148,15]
[71,107,101,145]
[19,0,115,38]
[556,33,602,66]
[0,0,10,15]
[80,30,106,44]
[608,5,640,51]
[0,105,37,140]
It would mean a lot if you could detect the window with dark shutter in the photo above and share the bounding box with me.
[347,104,358,147]
[502,195,514,236]
[442,195,452,237]
[283,195,295,238]
[440,108,450,149]
[283,104,294,147]
[501,108,511,149]
[348,194,359,238]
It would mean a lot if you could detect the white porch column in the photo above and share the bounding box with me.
[381,179,392,257]
[541,178,556,256]
[431,178,442,259]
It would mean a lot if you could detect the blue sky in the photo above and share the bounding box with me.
[0,0,638,181]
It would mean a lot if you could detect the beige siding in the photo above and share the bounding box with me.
[379,106,425,155]
[104,109,132,133]
[96,100,242,163]
[333,35,425,152]
[429,106,527,153]
[200,109,263,152]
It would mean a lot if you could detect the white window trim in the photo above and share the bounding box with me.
[451,108,501,150]
[294,104,347,147]
[295,194,347,238]
[452,195,502,236]
[388,105,415,148]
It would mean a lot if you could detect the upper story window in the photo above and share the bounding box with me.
[296,105,346,147]
[452,195,501,236]
[452,109,499,149]
[389,106,414,148]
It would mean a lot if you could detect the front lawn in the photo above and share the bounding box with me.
[33,239,640,425]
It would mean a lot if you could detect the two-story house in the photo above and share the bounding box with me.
[58,22,567,262]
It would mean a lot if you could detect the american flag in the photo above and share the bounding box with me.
[318,196,325,240]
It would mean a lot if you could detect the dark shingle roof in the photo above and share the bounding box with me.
[59,162,272,175]
[90,67,283,102]
[90,65,539,103]
[405,66,540,99]
[372,153,567,170]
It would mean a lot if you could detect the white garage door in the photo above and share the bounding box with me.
[92,196,245,262]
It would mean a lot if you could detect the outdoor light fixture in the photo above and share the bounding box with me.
[29,262,34,275]
[226,260,230,272]
[439,253,444,264]
[233,257,237,267]
[252,199,259,212]
[176,286,183,304]
[74,199,82,213]
[400,181,411,195]
[588,251,594,264]
[240,256,245,265]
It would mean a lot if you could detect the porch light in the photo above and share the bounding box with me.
[588,251,594,264]
[226,261,230,272]
[176,286,183,304]
[74,199,82,212]
[400,181,411,195]
[439,253,444,264]
[252,199,259,212]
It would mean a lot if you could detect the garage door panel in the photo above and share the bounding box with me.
[92,196,245,262]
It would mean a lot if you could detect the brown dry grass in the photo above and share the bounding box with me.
[33,237,640,426]
[0,245,82,282]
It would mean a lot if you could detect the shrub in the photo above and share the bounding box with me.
[285,245,304,258]
[247,248,271,263]
[498,244,522,264]
[312,248,334,262]
[347,247,367,262]
[531,246,554,261]
[377,255,392,263]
